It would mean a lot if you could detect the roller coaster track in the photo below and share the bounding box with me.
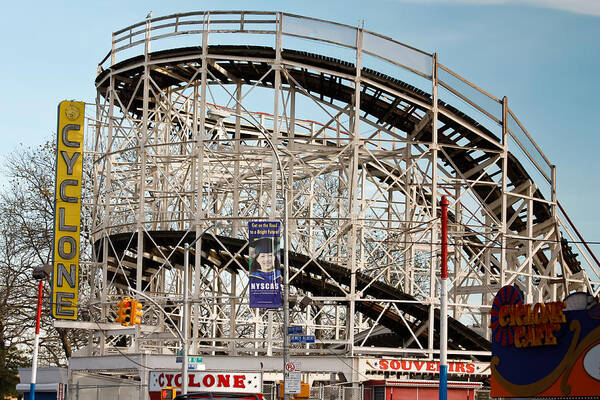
[96,44,582,276]
[95,231,492,358]
[93,43,589,360]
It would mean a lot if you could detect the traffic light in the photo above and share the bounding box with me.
[161,387,176,399]
[116,297,132,326]
[130,299,143,325]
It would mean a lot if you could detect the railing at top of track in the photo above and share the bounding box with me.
[98,10,554,193]
[557,202,600,286]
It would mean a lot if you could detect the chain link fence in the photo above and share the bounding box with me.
[259,382,364,400]
[68,372,143,400]
[67,378,364,400]
[313,384,363,400]
[69,383,141,400]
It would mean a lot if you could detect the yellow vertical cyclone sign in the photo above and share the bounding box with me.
[52,101,84,319]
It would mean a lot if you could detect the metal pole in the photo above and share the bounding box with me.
[229,112,289,397]
[30,280,44,400]
[179,224,221,395]
[182,243,190,395]
[282,188,289,400]
[439,196,449,400]
[273,13,289,398]
[259,124,288,399]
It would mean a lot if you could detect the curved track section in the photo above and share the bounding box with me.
[95,231,491,355]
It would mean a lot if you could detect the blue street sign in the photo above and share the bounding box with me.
[288,326,302,334]
[290,334,303,343]
[289,334,315,343]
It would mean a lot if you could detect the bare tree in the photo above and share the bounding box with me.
[0,217,37,397]
[0,139,88,396]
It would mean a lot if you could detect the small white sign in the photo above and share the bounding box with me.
[285,371,301,394]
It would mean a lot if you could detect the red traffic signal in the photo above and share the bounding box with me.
[161,387,176,399]
[116,297,133,326]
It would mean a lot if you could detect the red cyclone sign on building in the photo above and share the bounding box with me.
[148,371,262,400]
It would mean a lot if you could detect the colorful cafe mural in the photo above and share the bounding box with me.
[491,286,600,397]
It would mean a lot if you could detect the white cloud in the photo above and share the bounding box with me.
[397,0,600,17]
[531,0,600,16]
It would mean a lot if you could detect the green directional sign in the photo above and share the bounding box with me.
[176,356,203,364]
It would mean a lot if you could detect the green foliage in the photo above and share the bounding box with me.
[0,345,28,398]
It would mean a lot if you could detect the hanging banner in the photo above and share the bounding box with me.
[490,287,600,398]
[52,101,84,320]
[248,221,282,309]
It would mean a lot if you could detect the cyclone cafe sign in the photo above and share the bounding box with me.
[491,286,600,398]
[52,101,84,320]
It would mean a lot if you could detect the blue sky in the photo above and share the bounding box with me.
[1,1,598,257]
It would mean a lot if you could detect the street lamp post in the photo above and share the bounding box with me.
[30,265,51,400]
[30,281,43,400]
[123,287,188,396]
[182,242,191,395]
[181,224,223,395]
[126,228,221,397]
[439,196,449,400]
[207,108,290,398]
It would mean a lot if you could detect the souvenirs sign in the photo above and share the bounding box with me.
[362,358,489,376]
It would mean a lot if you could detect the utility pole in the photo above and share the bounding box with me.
[31,264,51,400]
[439,196,449,400]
